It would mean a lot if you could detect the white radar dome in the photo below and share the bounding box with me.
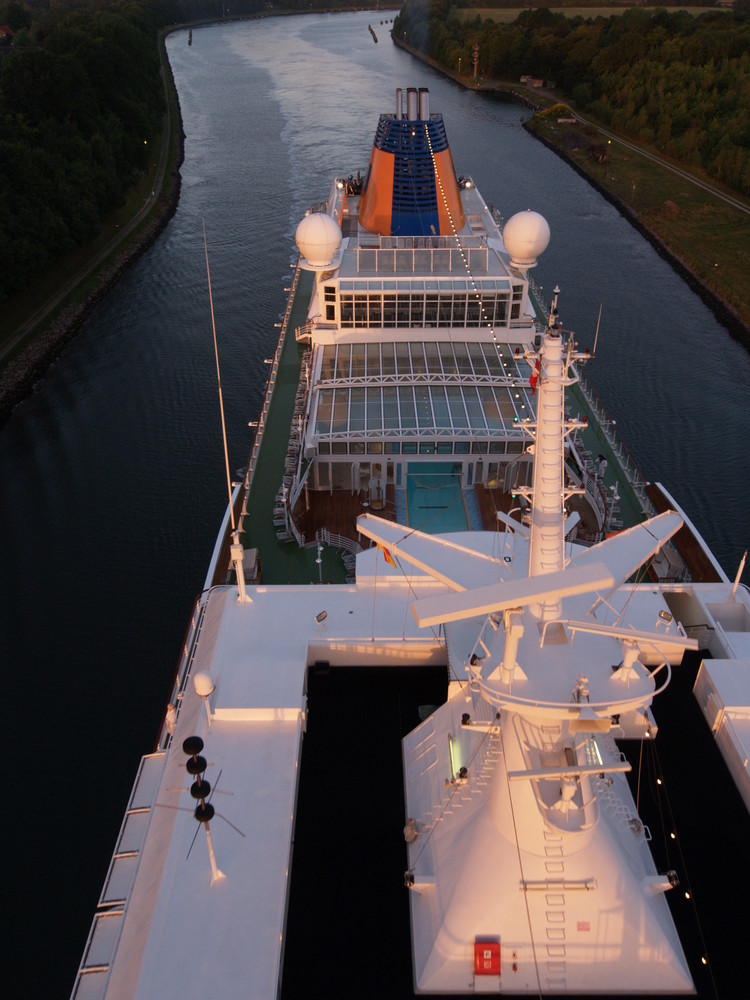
[503,210,550,271]
[295,212,342,268]
[193,671,215,698]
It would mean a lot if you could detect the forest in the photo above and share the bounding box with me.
[0,0,382,304]
[394,1,750,194]
[1,1,747,304]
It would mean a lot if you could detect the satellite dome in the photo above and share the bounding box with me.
[502,210,550,271]
[193,671,215,698]
[295,212,342,268]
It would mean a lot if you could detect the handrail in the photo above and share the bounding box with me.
[317,527,362,556]
[573,366,656,518]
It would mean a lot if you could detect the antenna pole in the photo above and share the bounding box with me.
[731,550,747,600]
[203,220,249,604]
[592,304,602,356]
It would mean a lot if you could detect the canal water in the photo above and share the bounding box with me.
[1,12,747,998]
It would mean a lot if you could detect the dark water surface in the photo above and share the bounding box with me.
[1,13,747,998]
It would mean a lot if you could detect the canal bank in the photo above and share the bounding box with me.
[392,33,750,349]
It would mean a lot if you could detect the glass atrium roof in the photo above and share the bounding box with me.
[313,341,536,440]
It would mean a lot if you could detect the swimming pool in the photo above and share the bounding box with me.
[405,462,468,533]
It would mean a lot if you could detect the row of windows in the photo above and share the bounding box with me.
[317,439,528,456]
[318,340,532,381]
[335,291,520,328]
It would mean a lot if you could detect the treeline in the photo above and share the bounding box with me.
[0,1,171,302]
[0,0,382,304]
[394,1,750,194]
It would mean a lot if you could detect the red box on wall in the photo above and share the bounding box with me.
[474,940,501,976]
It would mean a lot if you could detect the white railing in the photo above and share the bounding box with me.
[573,368,656,517]
[238,260,302,534]
[317,527,362,556]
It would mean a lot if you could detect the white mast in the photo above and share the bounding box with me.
[527,289,566,620]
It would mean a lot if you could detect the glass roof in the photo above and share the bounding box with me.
[313,341,535,439]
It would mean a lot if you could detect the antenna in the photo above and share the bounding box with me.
[203,220,249,604]
[592,303,602,356]
[731,550,747,600]
[183,735,225,885]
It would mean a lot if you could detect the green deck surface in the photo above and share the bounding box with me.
[243,270,347,585]
[567,381,646,531]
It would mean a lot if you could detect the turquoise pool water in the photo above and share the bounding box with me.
[406,462,468,533]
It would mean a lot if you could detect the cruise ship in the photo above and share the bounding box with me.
[72,88,749,999]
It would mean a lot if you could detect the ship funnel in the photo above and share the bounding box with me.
[419,87,430,121]
[406,87,418,121]
[358,89,466,237]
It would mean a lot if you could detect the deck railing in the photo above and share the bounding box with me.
[572,367,656,518]
[316,527,362,556]
[238,260,301,535]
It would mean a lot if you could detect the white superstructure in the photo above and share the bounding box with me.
[72,89,749,1000]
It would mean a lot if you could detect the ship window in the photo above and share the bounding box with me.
[452,296,467,326]
[366,387,382,430]
[439,342,458,374]
[397,293,411,326]
[358,249,376,270]
[318,442,330,455]
[423,342,440,372]
[447,386,468,427]
[424,294,438,326]
[396,342,411,374]
[410,296,424,326]
[454,344,473,375]
[367,442,383,454]
[340,295,353,327]
[398,386,416,428]
[482,343,504,376]
[366,342,380,375]
[382,387,399,429]
[402,442,417,454]
[489,441,506,454]
[380,343,396,376]
[454,441,470,454]
[336,346,351,379]
[415,385,433,428]
[480,387,501,427]
[471,441,489,453]
[324,285,335,301]
[410,343,427,374]
[384,442,400,454]
[464,387,487,429]
[349,387,365,431]
[437,441,453,454]
[438,295,453,325]
[321,346,336,380]
[351,344,365,378]
[350,441,365,454]
[431,386,450,427]
[466,296,481,326]
[383,295,396,327]
[419,442,436,454]
[468,343,488,375]
[332,389,348,432]
[315,389,333,434]
[369,295,382,326]
[331,442,348,455]
[507,440,524,454]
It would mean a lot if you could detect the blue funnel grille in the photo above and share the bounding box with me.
[372,115,450,236]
